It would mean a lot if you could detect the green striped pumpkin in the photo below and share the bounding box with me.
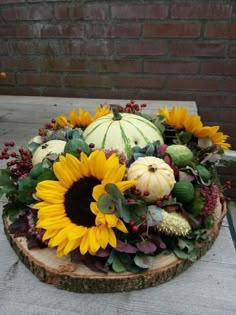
[83,110,163,158]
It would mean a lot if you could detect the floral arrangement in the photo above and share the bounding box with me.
[0,101,231,273]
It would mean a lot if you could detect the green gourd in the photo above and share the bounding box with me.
[172,180,195,203]
[166,144,193,167]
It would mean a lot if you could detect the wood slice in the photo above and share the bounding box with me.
[3,201,227,293]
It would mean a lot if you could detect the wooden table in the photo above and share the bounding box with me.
[0,96,236,315]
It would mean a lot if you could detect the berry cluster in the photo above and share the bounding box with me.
[200,184,219,215]
[0,142,32,179]
[129,214,147,233]
[38,119,56,136]
[117,100,147,114]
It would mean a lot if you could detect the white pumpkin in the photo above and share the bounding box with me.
[127,156,176,203]
[32,140,66,166]
[83,111,163,158]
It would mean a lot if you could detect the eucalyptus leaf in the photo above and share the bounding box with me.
[97,194,116,214]
[112,253,130,273]
[115,240,137,254]
[136,241,157,254]
[147,205,163,227]
[174,248,198,262]
[105,183,126,202]
[134,254,154,269]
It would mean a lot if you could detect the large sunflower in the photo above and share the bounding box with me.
[56,105,110,129]
[33,151,136,257]
[159,106,231,150]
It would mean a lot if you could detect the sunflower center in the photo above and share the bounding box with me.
[64,177,100,227]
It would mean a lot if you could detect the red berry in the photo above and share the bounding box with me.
[140,214,146,220]
[141,104,147,108]
[156,200,162,207]
[89,143,95,148]
[9,141,15,147]
[132,225,139,233]
[7,162,11,167]
[134,105,140,111]
[11,152,17,157]
[77,147,83,153]
[4,142,9,147]
[130,100,135,105]
[0,156,3,160]
[129,220,135,227]
[143,190,150,196]
[140,222,147,230]
[51,118,56,123]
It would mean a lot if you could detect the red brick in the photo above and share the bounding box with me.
[0,25,30,38]
[0,73,16,85]
[42,87,88,98]
[114,42,167,56]
[111,4,168,19]
[86,23,141,38]
[143,23,200,38]
[11,41,60,55]
[197,95,236,107]
[230,45,236,57]
[170,42,227,57]
[88,60,141,73]
[198,108,219,122]
[220,124,236,136]
[220,110,236,123]
[55,5,108,20]
[40,58,87,72]
[63,40,111,55]
[40,24,83,38]
[63,75,111,88]
[0,0,25,3]
[16,73,62,86]
[1,6,53,21]
[200,61,236,75]
[222,80,236,92]
[0,42,8,55]
[144,60,198,74]
[138,91,194,101]
[171,3,232,19]
[0,57,40,71]
[113,76,164,89]
[0,87,40,96]
[205,23,236,39]
[167,78,220,91]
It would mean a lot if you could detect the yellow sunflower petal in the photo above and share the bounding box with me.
[99,226,109,249]
[80,231,89,255]
[56,114,71,128]
[105,214,118,228]
[92,184,106,201]
[56,239,68,257]
[108,228,117,248]
[42,229,58,241]
[69,109,79,127]
[79,152,91,177]
[49,223,75,247]
[68,225,87,240]
[89,150,107,179]
[37,216,70,229]
[64,238,81,255]
[103,165,126,183]
[88,227,100,254]
[115,219,128,233]
[116,180,137,192]
[36,181,66,203]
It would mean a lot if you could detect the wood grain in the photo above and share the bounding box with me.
[2,202,227,293]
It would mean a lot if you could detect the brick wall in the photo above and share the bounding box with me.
[0,0,236,149]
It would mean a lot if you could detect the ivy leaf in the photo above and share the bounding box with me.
[177,238,195,253]
[134,254,155,269]
[97,193,116,214]
[0,169,13,187]
[136,241,157,254]
[173,248,198,262]
[37,168,57,182]
[18,176,37,204]
[146,205,163,227]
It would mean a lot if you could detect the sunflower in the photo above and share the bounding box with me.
[159,106,188,130]
[159,106,231,150]
[56,105,110,129]
[32,151,136,257]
